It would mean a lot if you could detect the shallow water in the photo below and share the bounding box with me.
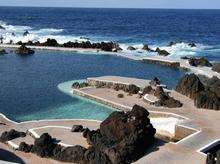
[0,51,185,122]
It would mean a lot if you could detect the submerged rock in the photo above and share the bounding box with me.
[127,46,136,51]
[0,129,26,143]
[0,49,7,55]
[15,44,35,55]
[188,57,212,67]
[212,63,220,73]
[155,47,170,56]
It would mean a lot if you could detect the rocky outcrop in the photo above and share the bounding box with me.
[0,129,26,143]
[142,44,154,52]
[19,105,156,164]
[127,46,136,51]
[41,38,59,47]
[176,74,220,110]
[21,39,121,52]
[142,86,153,95]
[155,47,170,56]
[23,31,29,36]
[0,49,7,55]
[15,44,35,55]
[0,25,5,30]
[212,63,220,73]
[188,57,212,67]
[31,133,57,157]
[188,43,196,47]
[176,74,205,99]
[154,86,182,108]
[150,77,161,86]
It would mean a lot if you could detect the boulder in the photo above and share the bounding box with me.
[188,57,212,67]
[31,133,57,157]
[0,129,26,143]
[82,128,90,138]
[150,77,161,86]
[19,142,33,153]
[72,82,80,89]
[127,46,136,51]
[212,63,220,73]
[15,44,35,55]
[0,49,7,55]
[155,47,170,56]
[55,145,86,163]
[71,125,84,132]
[176,74,205,99]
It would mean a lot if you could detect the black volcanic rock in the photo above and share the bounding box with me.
[188,57,212,67]
[0,25,5,30]
[142,86,153,95]
[123,84,140,94]
[23,30,29,36]
[19,142,33,153]
[176,74,220,110]
[41,38,59,47]
[31,133,57,157]
[127,46,136,51]
[150,77,161,86]
[15,44,35,55]
[188,43,196,47]
[155,47,170,56]
[212,63,220,73]
[18,105,156,164]
[176,74,205,99]
[142,44,153,52]
[0,129,26,143]
[71,125,84,132]
[154,86,182,108]
[55,145,87,163]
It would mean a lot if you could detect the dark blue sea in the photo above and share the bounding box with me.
[0,7,219,122]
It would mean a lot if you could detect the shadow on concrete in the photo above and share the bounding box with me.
[144,138,167,155]
[0,148,25,164]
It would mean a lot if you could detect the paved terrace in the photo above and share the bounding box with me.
[72,76,220,164]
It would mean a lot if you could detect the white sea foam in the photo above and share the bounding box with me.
[1,21,219,60]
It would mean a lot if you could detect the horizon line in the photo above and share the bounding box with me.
[0,5,220,10]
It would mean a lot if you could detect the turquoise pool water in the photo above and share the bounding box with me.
[0,50,185,122]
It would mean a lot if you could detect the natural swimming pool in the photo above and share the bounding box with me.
[0,50,185,122]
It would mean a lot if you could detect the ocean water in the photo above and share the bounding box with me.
[0,50,184,122]
[0,7,220,61]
